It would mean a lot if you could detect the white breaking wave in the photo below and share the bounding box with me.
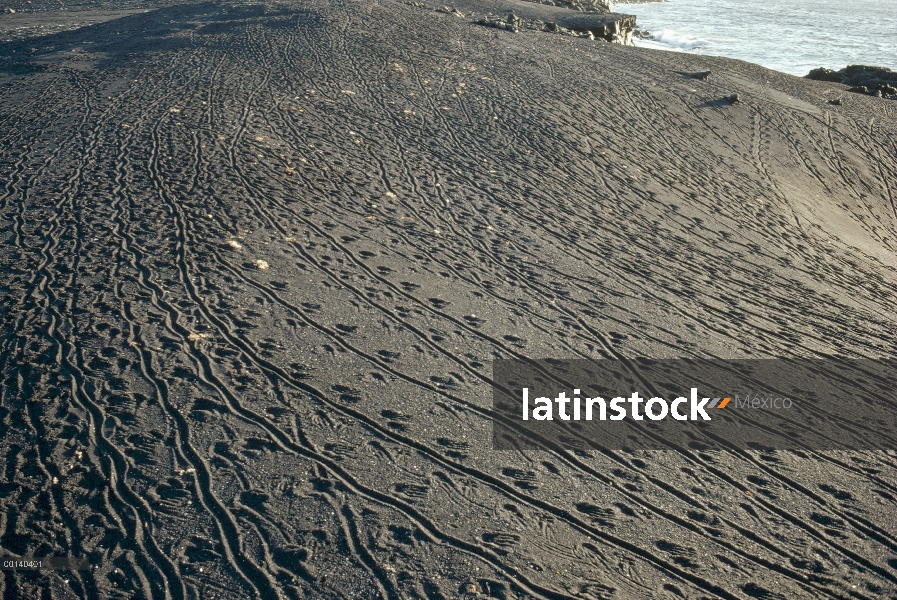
[632,38,680,52]
[646,29,708,51]
[622,0,896,76]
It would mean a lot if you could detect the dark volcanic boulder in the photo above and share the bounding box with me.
[806,68,841,83]
[450,0,637,44]
[523,0,612,11]
[839,64,897,82]
[807,65,897,100]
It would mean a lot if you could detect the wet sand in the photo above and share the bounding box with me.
[1,1,896,599]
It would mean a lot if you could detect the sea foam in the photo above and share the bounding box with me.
[641,29,708,51]
[621,0,896,76]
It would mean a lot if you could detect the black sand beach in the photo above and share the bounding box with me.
[1,1,896,599]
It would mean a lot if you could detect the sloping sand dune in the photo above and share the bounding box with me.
[1,2,896,599]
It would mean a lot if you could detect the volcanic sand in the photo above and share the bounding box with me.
[1,1,896,599]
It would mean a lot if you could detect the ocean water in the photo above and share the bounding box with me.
[619,0,897,77]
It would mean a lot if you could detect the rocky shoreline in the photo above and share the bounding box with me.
[474,10,635,43]
[519,0,611,13]
[518,0,665,9]
[807,64,897,100]
[410,0,638,44]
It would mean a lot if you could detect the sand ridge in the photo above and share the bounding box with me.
[1,1,896,599]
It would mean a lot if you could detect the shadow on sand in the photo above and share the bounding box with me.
[0,3,310,75]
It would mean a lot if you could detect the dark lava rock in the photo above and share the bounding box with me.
[525,0,611,11]
[436,5,464,17]
[807,64,897,100]
[806,67,842,83]
[476,17,518,33]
